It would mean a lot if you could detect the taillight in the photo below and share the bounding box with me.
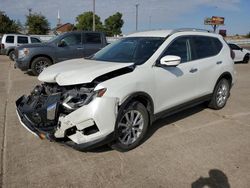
[0,44,4,49]
[230,49,235,60]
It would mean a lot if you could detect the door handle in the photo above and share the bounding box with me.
[189,68,198,73]
[216,61,222,65]
[77,47,83,50]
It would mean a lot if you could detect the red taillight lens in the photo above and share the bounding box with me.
[230,49,235,60]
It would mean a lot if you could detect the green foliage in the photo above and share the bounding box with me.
[75,11,124,36]
[246,32,250,38]
[0,11,20,34]
[75,11,103,31]
[26,13,50,34]
[104,12,124,36]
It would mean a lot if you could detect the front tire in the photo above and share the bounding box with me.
[209,79,230,110]
[31,57,52,76]
[110,101,149,152]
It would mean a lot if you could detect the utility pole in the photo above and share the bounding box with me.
[135,4,139,31]
[93,0,96,31]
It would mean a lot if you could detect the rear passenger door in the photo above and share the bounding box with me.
[17,36,29,46]
[191,36,223,96]
[83,33,104,57]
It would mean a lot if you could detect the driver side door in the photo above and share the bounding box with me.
[56,33,83,62]
[153,36,200,113]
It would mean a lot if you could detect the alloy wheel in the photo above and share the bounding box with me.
[35,60,49,73]
[216,83,228,107]
[118,110,144,145]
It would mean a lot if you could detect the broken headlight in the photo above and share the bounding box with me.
[62,88,106,111]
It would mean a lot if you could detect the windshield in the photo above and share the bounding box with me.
[92,37,164,65]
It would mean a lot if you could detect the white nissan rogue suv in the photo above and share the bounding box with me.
[16,29,235,151]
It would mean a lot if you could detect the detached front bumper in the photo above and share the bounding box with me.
[16,94,118,151]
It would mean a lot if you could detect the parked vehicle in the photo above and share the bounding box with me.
[15,31,107,76]
[228,43,249,63]
[16,29,235,152]
[0,34,41,60]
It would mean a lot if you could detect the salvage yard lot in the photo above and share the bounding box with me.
[0,54,250,188]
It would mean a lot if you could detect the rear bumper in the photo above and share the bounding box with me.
[0,49,7,55]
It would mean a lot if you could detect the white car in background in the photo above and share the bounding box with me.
[16,29,235,152]
[228,43,250,63]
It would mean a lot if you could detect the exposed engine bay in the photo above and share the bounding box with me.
[16,83,99,139]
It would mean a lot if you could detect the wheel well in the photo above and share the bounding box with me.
[29,55,53,69]
[244,53,250,58]
[7,49,14,56]
[216,72,232,88]
[120,92,154,125]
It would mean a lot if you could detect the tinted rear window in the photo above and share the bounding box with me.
[192,36,222,59]
[6,36,14,43]
[85,33,101,44]
[18,36,28,44]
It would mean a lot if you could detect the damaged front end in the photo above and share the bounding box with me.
[16,82,115,150]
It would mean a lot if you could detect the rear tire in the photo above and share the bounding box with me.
[208,79,230,110]
[31,57,52,76]
[110,101,149,152]
[9,50,15,61]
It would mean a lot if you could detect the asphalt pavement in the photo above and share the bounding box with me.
[0,54,249,188]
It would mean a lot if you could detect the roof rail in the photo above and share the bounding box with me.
[171,28,214,34]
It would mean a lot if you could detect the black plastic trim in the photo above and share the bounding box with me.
[154,94,212,120]
[64,132,115,151]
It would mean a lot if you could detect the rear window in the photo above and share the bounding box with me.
[85,33,101,44]
[6,36,14,43]
[17,36,28,44]
[192,36,222,60]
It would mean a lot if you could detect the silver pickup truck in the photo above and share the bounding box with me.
[15,31,108,76]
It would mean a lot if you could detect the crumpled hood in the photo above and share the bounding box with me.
[38,58,134,86]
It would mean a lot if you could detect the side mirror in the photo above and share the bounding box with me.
[58,40,67,47]
[160,55,181,67]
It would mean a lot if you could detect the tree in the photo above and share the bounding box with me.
[75,11,103,31]
[246,32,250,38]
[0,11,19,34]
[104,12,124,36]
[26,13,50,34]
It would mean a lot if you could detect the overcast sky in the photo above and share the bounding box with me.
[0,0,249,35]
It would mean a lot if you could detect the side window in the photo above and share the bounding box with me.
[17,36,28,44]
[163,37,192,63]
[212,38,223,54]
[229,44,240,50]
[192,36,217,59]
[6,36,14,43]
[85,33,101,44]
[61,33,81,46]
[31,37,41,43]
